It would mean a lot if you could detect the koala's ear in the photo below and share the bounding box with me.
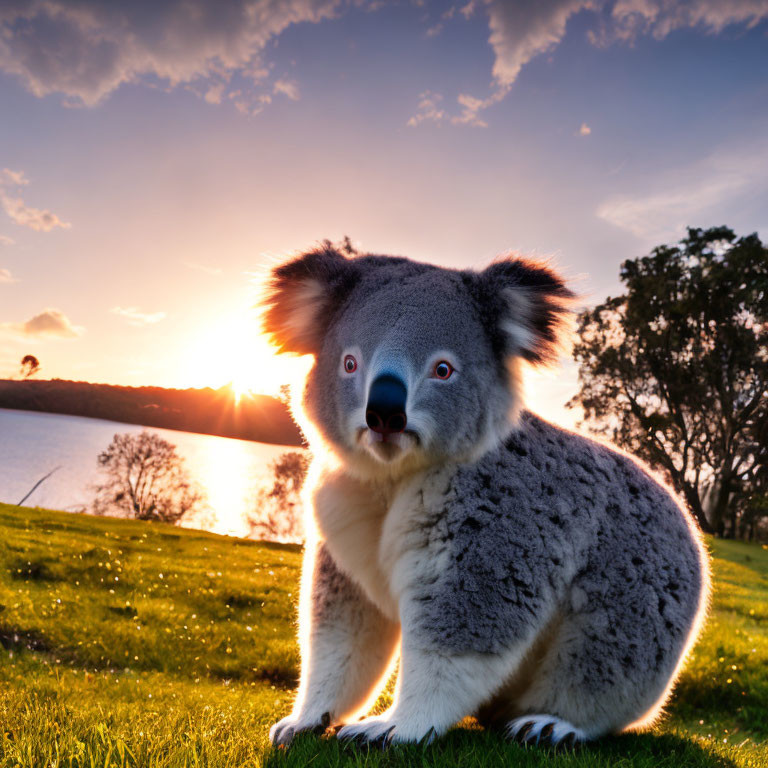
[262,245,359,354]
[476,256,574,365]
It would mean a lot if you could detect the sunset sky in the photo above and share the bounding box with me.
[1,0,767,426]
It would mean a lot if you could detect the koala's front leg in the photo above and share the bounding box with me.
[337,615,524,745]
[270,542,399,746]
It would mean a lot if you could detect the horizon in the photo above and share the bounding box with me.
[1,1,767,428]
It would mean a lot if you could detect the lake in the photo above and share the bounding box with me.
[0,408,301,538]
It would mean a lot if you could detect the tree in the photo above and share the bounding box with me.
[568,227,768,538]
[248,451,310,542]
[19,354,40,379]
[92,431,204,523]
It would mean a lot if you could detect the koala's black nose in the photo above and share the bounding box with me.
[366,374,407,434]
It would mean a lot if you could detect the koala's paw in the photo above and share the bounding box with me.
[507,714,588,748]
[269,711,331,746]
[337,715,437,747]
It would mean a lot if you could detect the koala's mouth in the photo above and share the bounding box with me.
[357,427,420,462]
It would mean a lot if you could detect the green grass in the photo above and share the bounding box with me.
[0,504,765,767]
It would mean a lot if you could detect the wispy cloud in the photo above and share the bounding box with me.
[408,86,508,128]
[1,1,766,125]
[0,1,343,113]
[410,0,593,127]
[425,4,457,38]
[483,0,594,89]
[0,267,17,283]
[594,0,768,44]
[0,235,14,246]
[407,90,446,127]
[1,196,71,232]
[410,0,768,127]
[1,169,28,186]
[111,307,167,326]
[579,122,592,136]
[451,88,507,127]
[1,308,83,338]
[273,78,300,101]
[597,135,768,242]
[0,168,70,232]
[204,83,226,105]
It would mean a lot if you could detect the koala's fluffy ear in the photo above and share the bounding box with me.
[262,245,359,354]
[476,256,574,365]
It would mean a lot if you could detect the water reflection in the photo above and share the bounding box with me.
[185,432,269,537]
[0,408,297,538]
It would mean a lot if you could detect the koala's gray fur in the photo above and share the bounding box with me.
[264,244,709,749]
[409,411,701,662]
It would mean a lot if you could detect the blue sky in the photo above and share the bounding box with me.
[1,0,767,426]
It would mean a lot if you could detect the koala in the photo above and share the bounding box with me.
[264,244,710,748]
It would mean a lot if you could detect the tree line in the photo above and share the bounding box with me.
[0,378,302,446]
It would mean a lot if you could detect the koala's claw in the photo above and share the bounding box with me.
[338,717,438,747]
[507,714,587,749]
[269,712,331,746]
[514,720,535,742]
[418,727,437,748]
[269,722,294,747]
[370,725,396,750]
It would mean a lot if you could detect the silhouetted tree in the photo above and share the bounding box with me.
[93,431,204,523]
[568,227,768,538]
[19,354,40,379]
[248,451,310,542]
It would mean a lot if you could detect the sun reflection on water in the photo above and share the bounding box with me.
[176,432,294,538]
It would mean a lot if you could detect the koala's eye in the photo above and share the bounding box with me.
[343,354,358,373]
[432,361,454,380]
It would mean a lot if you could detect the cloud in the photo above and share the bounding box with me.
[425,5,457,37]
[0,195,71,231]
[406,0,595,127]
[597,135,768,241]
[411,0,768,127]
[1,169,28,186]
[273,78,300,101]
[483,0,596,89]
[579,122,591,135]
[451,88,508,127]
[0,1,344,110]
[407,90,446,127]
[2,0,766,124]
[111,306,167,326]
[600,0,768,43]
[204,83,226,105]
[0,267,17,283]
[408,85,507,129]
[1,308,82,338]
[0,168,70,232]
[481,0,768,89]
[0,235,14,246]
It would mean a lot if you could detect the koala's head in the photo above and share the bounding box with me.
[263,245,572,478]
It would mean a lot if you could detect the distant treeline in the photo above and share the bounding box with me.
[0,379,303,446]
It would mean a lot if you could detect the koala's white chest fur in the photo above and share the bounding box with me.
[311,463,455,621]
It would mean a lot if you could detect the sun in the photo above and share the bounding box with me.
[181,308,311,400]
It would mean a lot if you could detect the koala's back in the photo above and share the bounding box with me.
[409,411,706,661]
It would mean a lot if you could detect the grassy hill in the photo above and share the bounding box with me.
[0,504,765,768]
